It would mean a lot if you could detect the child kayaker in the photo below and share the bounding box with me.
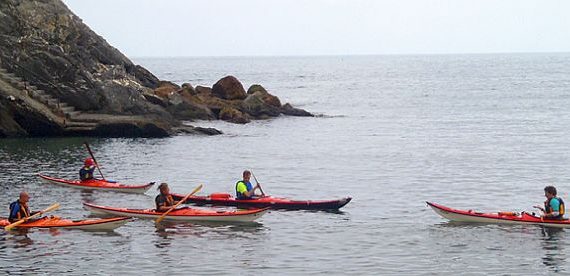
[79,158,96,181]
[534,186,565,220]
[235,170,261,199]
[8,191,37,222]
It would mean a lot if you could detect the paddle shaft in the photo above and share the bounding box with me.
[250,170,265,196]
[84,142,105,180]
[5,203,60,231]
[155,184,203,223]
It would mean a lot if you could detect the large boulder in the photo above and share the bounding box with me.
[212,76,247,100]
[241,92,281,117]
[247,84,281,107]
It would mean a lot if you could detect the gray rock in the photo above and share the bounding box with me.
[241,92,281,117]
[281,103,314,117]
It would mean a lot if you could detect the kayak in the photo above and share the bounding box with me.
[427,201,570,228]
[171,192,352,210]
[1,216,131,231]
[38,174,154,194]
[83,202,268,222]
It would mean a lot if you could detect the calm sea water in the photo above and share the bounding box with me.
[2,54,570,275]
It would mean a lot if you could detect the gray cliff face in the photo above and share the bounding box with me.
[0,0,312,138]
[0,0,165,116]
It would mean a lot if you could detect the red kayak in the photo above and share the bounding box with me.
[171,192,352,210]
[38,174,154,194]
[0,216,130,231]
[427,201,570,228]
[84,203,268,222]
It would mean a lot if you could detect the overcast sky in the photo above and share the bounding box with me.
[62,0,570,57]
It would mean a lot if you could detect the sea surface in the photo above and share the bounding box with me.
[1,54,570,275]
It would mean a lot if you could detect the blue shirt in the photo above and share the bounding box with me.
[549,198,561,212]
[79,166,95,181]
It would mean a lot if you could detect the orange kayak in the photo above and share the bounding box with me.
[38,174,154,194]
[1,216,131,231]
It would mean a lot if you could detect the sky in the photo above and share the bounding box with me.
[61,0,570,57]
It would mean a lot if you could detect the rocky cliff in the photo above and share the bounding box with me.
[0,0,312,138]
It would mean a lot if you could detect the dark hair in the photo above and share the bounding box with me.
[157,182,168,190]
[243,170,251,177]
[544,186,557,196]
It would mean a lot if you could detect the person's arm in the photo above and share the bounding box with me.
[545,200,561,218]
[243,185,260,198]
[156,204,171,212]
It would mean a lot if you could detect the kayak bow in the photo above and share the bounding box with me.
[427,201,570,228]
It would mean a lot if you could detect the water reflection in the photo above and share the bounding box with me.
[540,227,566,272]
[153,221,266,249]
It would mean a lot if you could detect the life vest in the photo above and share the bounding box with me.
[79,165,95,181]
[545,197,565,219]
[155,194,174,211]
[235,180,253,199]
[8,200,30,222]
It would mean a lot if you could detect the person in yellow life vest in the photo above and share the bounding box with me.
[534,185,565,220]
[79,158,96,181]
[155,183,181,212]
[235,170,261,199]
[8,191,38,223]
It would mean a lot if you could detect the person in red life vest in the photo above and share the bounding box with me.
[155,183,182,212]
[79,158,96,181]
[534,185,566,220]
[8,191,38,223]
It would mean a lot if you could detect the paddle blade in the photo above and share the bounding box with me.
[4,203,60,231]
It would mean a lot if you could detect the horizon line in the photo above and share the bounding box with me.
[130,51,570,59]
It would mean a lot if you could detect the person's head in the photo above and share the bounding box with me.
[158,183,169,195]
[84,158,94,167]
[19,191,29,203]
[544,186,557,199]
[243,170,251,182]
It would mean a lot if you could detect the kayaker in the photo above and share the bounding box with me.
[79,158,96,181]
[534,186,565,220]
[155,183,179,212]
[8,191,37,223]
[235,170,261,199]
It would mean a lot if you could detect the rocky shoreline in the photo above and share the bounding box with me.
[0,0,312,138]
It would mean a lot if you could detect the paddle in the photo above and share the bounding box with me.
[250,170,266,196]
[155,184,203,224]
[4,203,60,231]
[84,142,105,180]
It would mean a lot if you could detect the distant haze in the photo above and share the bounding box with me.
[62,0,570,57]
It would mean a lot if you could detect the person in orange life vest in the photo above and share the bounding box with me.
[155,183,182,212]
[79,158,96,181]
[8,191,39,223]
[235,170,262,199]
[534,185,565,220]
